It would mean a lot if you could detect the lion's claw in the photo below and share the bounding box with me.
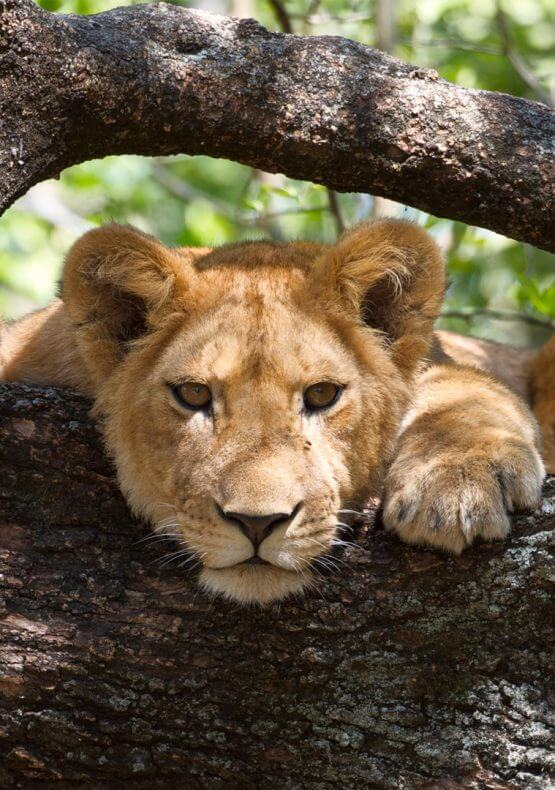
[383,445,544,554]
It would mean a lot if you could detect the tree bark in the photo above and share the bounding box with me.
[0,0,554,251]
[0,380,553,788]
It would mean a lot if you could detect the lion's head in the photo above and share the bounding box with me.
[62,219,444,604]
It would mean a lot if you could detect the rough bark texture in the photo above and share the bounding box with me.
[0,380,553,788]
[0,0,554,250]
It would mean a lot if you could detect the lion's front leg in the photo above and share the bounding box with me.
[383,365,545,553]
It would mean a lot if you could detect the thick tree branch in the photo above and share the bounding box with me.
[0,0,553,250]
[0,381,554,786]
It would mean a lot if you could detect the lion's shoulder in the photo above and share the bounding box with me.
[1,300,92,394]
[431,330,535,400]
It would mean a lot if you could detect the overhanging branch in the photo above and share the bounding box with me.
[0,0,554,250]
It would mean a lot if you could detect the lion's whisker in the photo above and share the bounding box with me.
[134,531,181,546]
[158,551,197,568]
[155,518,181,529]
[294,563,325,602]
[312,554,341,573]
[331,537,364,551]
[177,557,203,571]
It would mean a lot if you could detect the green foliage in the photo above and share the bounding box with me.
[2,0,553,348]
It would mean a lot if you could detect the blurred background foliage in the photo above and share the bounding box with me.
[1,0,553,346]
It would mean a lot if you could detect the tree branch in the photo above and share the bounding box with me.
[1,0,553,250]
[327,188,345,234]
[495,3,554,108]
[441,307,555,330]
[0,380,553,785]
[266,0,294,34]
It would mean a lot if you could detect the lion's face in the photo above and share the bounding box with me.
[100,270,405,604]
[63,221,444,604]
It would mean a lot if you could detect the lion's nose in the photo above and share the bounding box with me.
[217,503,302,547]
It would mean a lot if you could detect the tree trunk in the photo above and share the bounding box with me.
[0,381,553,788]
[0,0,553,250]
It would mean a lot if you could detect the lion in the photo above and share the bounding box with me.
[1,220,552,605]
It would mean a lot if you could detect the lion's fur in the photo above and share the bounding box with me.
[530,335,555,473]
[1,220,550,604]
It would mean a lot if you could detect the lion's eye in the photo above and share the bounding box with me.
[303,382,342,412]
[172,382,212,411]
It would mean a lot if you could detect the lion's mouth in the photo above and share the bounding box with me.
[209,555,273,570]
[242,556,269,566]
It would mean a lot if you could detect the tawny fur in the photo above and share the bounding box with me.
[0,220,549,604]
[529,335,555,474]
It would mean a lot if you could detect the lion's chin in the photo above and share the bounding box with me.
[199,564,310,606]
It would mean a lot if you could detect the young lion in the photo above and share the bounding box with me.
[1,220,551,605]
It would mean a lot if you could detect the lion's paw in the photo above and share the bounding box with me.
[383,443,545,554]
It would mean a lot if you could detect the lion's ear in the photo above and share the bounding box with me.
[317,219,445,373]
[62,224,191,384]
